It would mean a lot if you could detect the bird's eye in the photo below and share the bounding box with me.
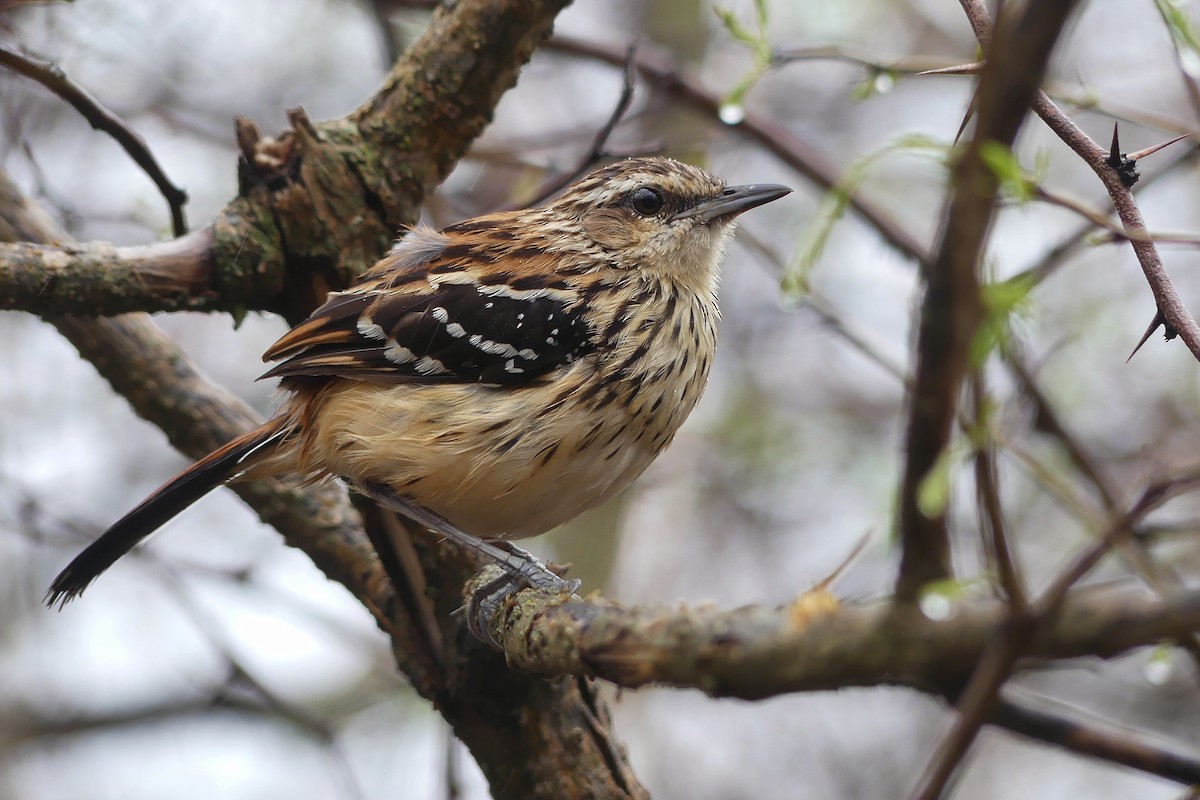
[629,187,665,216]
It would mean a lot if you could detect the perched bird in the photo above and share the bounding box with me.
[46,157,790,630]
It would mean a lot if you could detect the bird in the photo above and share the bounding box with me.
[45,156,791,633]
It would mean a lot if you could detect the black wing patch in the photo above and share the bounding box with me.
[260,283,592,385]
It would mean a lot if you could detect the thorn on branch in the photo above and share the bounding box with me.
[1106,123,1140,187]
[917,61,984,76]
[1127,134,1192,162]
[1128,309,1165,362]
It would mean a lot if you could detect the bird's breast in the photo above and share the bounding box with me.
[289,286,720,539]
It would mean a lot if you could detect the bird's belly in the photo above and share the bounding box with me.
[298,373,683,539]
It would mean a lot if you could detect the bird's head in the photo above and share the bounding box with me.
[546,157,791,293]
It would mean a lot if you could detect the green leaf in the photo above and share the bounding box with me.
[714,3,774,114]
[916,442,966,518]
[852,69,897,101]
[970,272,1036,367]
[918,577,977,603]
[978,141,1035,202]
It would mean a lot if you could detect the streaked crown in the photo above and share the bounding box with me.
[545,157,789,293]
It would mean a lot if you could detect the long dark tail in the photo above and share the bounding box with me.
[46,417,290,607]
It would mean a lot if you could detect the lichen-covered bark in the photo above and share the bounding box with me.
[481,578,1200,702]
[3,1,652,795]
[1,0,573,325]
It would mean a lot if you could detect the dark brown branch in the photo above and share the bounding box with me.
[960,3,1200,361]
[909,371,1035,800]
[0,43,189,236]
[994,697,1200,786]
[971,375,1026,608]
[896,0,1083,602]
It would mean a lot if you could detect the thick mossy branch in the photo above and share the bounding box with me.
[2,0,573,321]
[480,578,1200,700]
[0,232,216,314]
[351,0,573,227]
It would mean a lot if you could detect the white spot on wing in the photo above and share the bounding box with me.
[468,334,520,358]
[384,341,416,364]
[415,356,448,375]
[357,316,386,340]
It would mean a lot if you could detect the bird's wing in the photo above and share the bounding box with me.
[261,227,593,385]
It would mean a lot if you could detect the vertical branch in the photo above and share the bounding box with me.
[895,0,1086,601]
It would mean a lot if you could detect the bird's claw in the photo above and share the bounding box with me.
[466,563,580,649]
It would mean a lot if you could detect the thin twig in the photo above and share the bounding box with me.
[1032,183,1200,246]
[1003,347,1119,509]
[970,374,1026,608]
[993,695,1200,786]
[772,45,960,76]
[547,35,932,266]
[520,43,644,208]
[0,43,189,236]
[1035,469,1200,619]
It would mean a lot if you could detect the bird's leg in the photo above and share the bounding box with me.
[356,480,580,645]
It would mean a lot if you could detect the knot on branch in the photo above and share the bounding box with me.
[216,109,398,321]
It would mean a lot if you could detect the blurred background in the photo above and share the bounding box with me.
[2,0,1200,797]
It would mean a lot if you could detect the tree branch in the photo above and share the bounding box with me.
[0,233,217,314]
[482,579,1200,704]
[5,1,651,795]
[959,0,1200,361]
[547,35,932,266]
[895,0,1085,602]
[0,42,189,236]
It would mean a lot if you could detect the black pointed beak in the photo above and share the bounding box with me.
[674,183,792,224]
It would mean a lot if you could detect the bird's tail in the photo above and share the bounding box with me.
[45,416,291,607]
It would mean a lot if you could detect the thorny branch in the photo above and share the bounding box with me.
[895,0,1084,603]
[904,2,1191,795]
[959,0,1200,362]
